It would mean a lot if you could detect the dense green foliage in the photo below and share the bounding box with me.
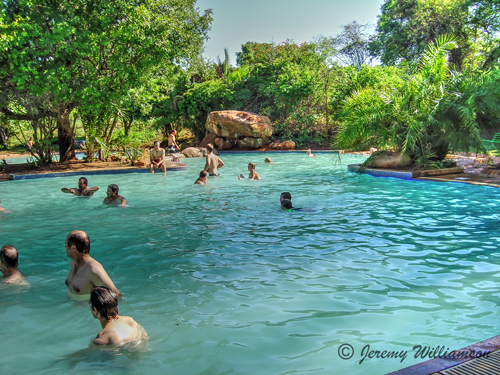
[1,0,500,166]
[0,0,211,161]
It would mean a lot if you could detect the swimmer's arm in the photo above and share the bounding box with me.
[61,188,76,194]
[90,266,120,296]
[88,186,99,192]
[217,158,224,168]
[119,197,127,207]
[204,156,209,171]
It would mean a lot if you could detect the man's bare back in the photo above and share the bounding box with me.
[93,316,146,346]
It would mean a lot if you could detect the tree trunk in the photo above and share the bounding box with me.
[57,106,76,161]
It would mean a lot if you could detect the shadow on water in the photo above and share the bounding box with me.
[49,340,150,373]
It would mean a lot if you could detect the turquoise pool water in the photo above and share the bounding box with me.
[1,152,500,375]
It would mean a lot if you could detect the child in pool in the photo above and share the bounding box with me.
[89,286,147,346]
[248,162,261,180]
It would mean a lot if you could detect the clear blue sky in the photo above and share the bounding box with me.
[196,0,385,63]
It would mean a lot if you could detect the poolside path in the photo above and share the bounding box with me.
[0,159,187,181]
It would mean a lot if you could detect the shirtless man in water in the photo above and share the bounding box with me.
[103,184,127,207]
[90,286,147,346]
[65,230,119,296]
[61,177,99,196]
[204,143,224,176]
[0,245,24,283]
[149,141,166,174]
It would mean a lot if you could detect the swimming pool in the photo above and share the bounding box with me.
[1,152,499,375]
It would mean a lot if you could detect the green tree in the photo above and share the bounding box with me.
[371,0,472,69]
[0,0,211,161]
[337,36,493,167]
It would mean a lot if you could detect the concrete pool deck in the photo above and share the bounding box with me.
[386,333,500,375]
[0,160,187,181]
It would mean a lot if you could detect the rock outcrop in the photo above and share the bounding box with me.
[204,111,273,150]
[182,147,207,158]
[366,151,412,168]
[269,140,296,150]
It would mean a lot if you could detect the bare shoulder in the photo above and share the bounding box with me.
[87,257,105,272]
[93,329,118,346]
[123,316,139,327]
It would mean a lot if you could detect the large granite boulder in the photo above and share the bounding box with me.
[182,147,219,158]
[199,133,218,148]
[269,140,296,150]
[236,137,270,149]
[366,151,412,168]
[182,147,207,158]
[206,111,273,138]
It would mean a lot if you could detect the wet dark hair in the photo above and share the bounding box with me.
[79,177,88,186]
[67,231,90,254]
[90,286,119,320]
[281,199,293,209]
[108,184,119,194]
[280,192,292,201]
[206,143,214,153]
[199,170,208,178]
[0,245,18,268]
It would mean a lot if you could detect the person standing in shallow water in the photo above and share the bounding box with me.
[204,143,224,176]
[89,286,147,346]
[247,162,261,180]
[0,245,25,283]
[65,230,119,296]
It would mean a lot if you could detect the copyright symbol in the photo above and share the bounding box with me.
[338,344,354,360]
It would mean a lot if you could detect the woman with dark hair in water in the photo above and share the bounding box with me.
[89,286,147,346]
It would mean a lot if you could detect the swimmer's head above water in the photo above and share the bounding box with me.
[281,199,294,210]
[67,230,90,255]
[280,192,292,202]
[90,286,119,320]
[0,245,18,269]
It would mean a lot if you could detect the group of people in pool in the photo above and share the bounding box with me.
[0,144,318,347]
[61,177,127,207]
[0,229,147,346]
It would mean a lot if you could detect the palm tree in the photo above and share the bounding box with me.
[336,35,494,168]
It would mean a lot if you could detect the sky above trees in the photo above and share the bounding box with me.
[196,0,385,63]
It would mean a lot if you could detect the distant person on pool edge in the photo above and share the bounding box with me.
[89,286,147,346]
[65,230,120,296]
[194,170,208,185]
[149,141,166,174]
[103,184,127,207]
[61,177,99,197]
[0,245,24,283]
[204,144,224,177]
